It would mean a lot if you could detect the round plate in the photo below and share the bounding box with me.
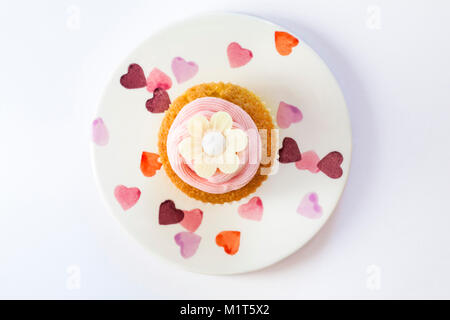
[91,13,351,274]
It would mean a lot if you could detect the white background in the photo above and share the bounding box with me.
[1,0,449,299]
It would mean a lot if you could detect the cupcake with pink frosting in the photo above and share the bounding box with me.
[158,82,276,204]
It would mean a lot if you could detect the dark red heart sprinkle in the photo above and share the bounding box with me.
[120,63,147,89]
[317,151,343,179]
[146,88,171,113]
[278,137,301,163]
[159,200,184,225]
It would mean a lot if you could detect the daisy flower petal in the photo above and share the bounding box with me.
[188,115,209,137]
[178,137,193,161]
[225,129,248,153]
[210,111,232,132]
[194,159,218,178]
[218,153,240,174]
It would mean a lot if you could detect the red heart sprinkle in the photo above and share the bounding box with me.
[140,152,162,177]
[216,231,241,255]
[278,137,301,163]
[317,151,344,179]
[275,31,299,56]
[159,200,184,225]
[146,88,171,113]
[120,63,146,89]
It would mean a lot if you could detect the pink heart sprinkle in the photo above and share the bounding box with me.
[114,185,141,211]
[238,197,263,221]
[180,209,203,232]
[295,150,320,173]
[276,101,303,129]
[174,232,201,259]
[171,57,199,84]
[227,42,253,68]
[297,192,322,219]
[146,68,172,92]
[92,117,109,146]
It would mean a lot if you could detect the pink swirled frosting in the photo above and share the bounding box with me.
[166,97,262,194]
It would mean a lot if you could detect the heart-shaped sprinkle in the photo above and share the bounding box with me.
[159,200,184,225]
[317,151,344,179]
[140,152,162,177]
[145,88,171,113]
[174,232,201,259]
[297,192,322,219]
[295,150,320,173]
[278,137,301,163]
[146,68,172,92]
[180,209,203,232]
[120,63,147,89]
[114,185,141,211]
[238,197,263,221]
[171,57,199,84]
[227,42,253,68]
[276,102,303,129]
[92,117,109,146]
[216,231,241,255]
[275,31,299,56]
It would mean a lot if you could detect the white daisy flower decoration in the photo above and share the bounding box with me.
[178,111,248,178]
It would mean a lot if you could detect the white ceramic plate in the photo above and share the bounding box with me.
[91,13,351,274]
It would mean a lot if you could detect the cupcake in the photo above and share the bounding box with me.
[158,82,276,204]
